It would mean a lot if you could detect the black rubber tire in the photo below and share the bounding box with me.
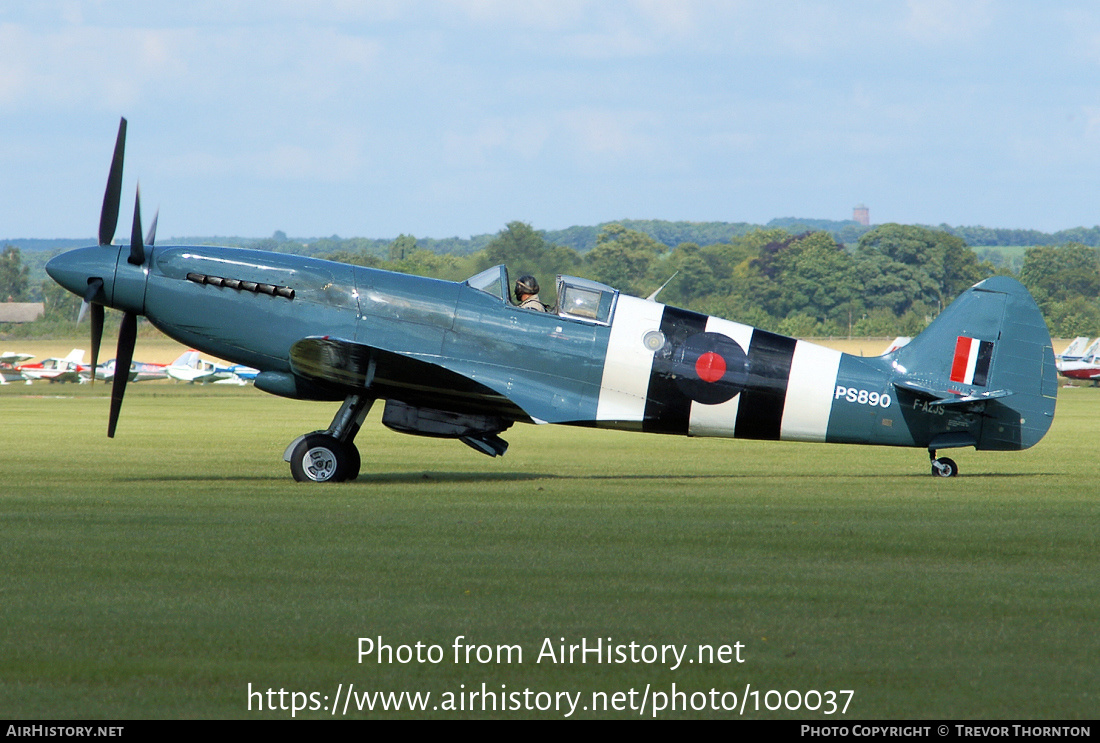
[931,457,958,478]
[289,433,351,483]
[344,442,361,481]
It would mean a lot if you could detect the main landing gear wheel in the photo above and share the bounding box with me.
[931,457,958,478]
[344,443,361,482]
[289,433,359,483]
[285,394,373,483]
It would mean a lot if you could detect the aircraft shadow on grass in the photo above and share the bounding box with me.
[116,469,1054,485]
[49,119,1057,483]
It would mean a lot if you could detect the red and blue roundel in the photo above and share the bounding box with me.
[671,331,748,405]
[643,305,797,439]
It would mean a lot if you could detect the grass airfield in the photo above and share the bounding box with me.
[0,340,1097,719]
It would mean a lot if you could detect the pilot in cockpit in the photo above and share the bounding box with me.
[514,275,549,312]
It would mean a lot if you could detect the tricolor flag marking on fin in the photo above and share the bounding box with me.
[950,336,994,386]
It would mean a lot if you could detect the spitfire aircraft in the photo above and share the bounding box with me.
[46,119,1058,482]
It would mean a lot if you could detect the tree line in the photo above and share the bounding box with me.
[14,217,1100,257]
[4,222,1099,339]
[315,221,1100,338]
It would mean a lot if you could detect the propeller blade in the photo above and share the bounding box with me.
[99,118,127,246]
[89,303,104,387]
[107,311,138,438]
[145,209,159,247]
[78,278,106,385]
[128,186,145,265]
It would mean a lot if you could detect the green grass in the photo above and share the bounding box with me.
[0,382,1097,718]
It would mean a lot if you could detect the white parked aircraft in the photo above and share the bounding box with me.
[0,352,35,384]
[17,349,87,383]
[165,350,244,384]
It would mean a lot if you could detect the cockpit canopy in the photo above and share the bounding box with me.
[464,265,618,326]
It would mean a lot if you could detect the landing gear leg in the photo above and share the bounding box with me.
[285,394,374,483]
[928,448,958,478]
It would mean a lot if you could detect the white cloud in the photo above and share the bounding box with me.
[161,122,366,183]
[0,23,194,110]
[903,0,993,44]
[558,108,654,158]
[442,0,588,29]
[7,1,1100,237]
[442,118,551,167]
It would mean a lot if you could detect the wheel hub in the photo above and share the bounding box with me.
[303,446,339,481]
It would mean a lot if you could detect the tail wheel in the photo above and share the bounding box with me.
[290,433,354,483]
[931,457,958,478]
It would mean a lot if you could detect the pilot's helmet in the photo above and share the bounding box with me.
[515,275,539,301]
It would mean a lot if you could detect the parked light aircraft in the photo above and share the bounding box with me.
[1056,338,1100,385]
[224,364,260,383]
[163,350,256,384]
[1055,336,1092,369]
[46,119,1058,482]
[17,349,87,383]
[1,352,34,384]
[92,358,168,383]
[165,350,236,384]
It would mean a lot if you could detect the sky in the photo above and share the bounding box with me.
[3,1,1100,241]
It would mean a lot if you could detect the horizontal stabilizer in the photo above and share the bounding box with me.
[893,378,1012,407]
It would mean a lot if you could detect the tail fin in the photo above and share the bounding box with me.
[1081,338,1100,361]
[1057,336,1091,361]
[170,350,200,368]
[890,276,1057,451]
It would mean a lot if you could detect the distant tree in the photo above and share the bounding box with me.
[749,231,803,280]
[693,292,775,330]
[584,224,666,295]
[773,232,857,325]
[851,250,933,316]
[321,250,381,268]
[856,224,989,313]
[657,243,715,305]
[484,221,550,269]
[1019,243,1100,304]
[700,239,757,281]
[777,312,821,338]
[247,230,303,254]
[40,278,80,321]
[851,307,902,337]
[0,246,30,301]
[1017,243,1100,336]
[1040,296,1100,338]
[387,249,472,282]
[482,222,580,300]
[389,234,416,262]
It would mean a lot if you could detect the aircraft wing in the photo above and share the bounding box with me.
[289,337,534,421]
[893,379,1012,408]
